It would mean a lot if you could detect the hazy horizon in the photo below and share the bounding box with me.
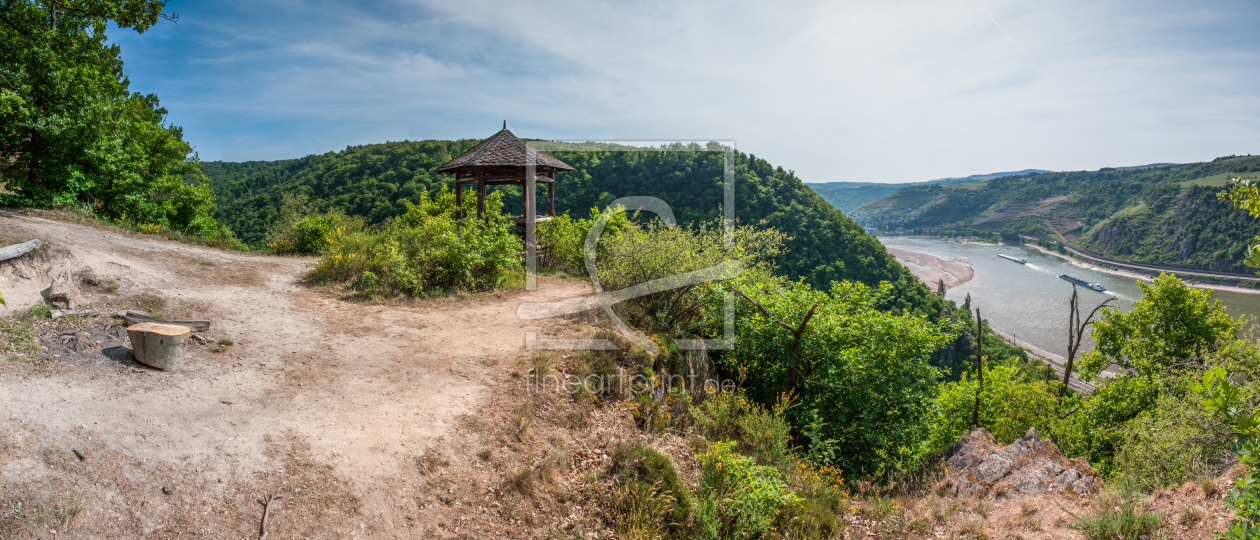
[112,0,1260,183]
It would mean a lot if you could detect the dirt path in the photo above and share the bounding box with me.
[0,211,594,537]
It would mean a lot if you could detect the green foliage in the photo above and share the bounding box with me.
[778,457,848,539]
[725,275,957,478]
[613,480,672,540]
[691,391,794,468]
[610,444,693,531]
[1195,367,1260,539]
[1220,177,1260,273]
[0,1,217,236]
[695,441,798,540]
[922,364,1062,455]
[535,206,629,272]
[267,210,359,255]
[1112,391,1230,492]
[595,216,786,335]
[1058,374,1161,474]
[1060,313,1259,477]
[310,186,521,296]
[1080,273,1239,379]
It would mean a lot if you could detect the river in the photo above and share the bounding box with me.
[878,236,1260,358]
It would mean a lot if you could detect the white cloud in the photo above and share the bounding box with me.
[116,0,1260,181]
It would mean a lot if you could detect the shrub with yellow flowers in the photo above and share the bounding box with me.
[695,441,798,539]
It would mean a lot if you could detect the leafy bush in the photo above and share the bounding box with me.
[595,217,786,334]
[724,276,957,478]
[610,444,693,531]
[310,186,521,296]
[535,206,629,272]
[1195,367,1260,538]
[1112,391,1232,492]
[0,0,220,239]
[695,441,798,540]
[1080,273,1239,380]
[1057,374,1161,474]
[691,391,793,468]
[268,214,355,255]
[780,458,848,538]
[922,364,1062,455]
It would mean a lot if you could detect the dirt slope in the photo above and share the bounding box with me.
[0,211,595,538]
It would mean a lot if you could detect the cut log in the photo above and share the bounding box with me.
[123,311,210,332]
[0,239,41,262]
[126,322,191,371]
[51,309,96,319]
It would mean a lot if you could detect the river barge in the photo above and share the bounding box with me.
[1059,274,1106,291]
[998,254,1027,264]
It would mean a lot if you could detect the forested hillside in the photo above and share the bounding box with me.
[855,156,1260,273]
[203,140,943,316]
[806,170,1051,215]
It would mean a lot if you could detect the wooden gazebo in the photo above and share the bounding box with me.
[435,123,575,225]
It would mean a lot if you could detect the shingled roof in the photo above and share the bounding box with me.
[435,126,575,173]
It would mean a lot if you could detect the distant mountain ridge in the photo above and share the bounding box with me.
[849,156,1260,274]
[807,169,1052,214]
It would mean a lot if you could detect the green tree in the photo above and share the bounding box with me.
[923,364,1061,454]
[1220,177,1260,273]
[725,276,957,478]
[0,1,214,234]
[1079,273,1239,379]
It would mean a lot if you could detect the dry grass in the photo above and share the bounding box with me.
[612,481,670,540]
[511,401,534,442]
[968,498,991,519]
[1020,497,1039,517]
[1010,514,1043,531]
[415,447,451,476]
[0,492,84,539]
[1197,474,1219,499]
[1178,504,1207,526]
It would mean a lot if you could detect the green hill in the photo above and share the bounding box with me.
[807,170,1051,215]
[856,156,1260,273]
[203,140,944,316]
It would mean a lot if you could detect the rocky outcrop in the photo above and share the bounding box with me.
[940,427,1098,500]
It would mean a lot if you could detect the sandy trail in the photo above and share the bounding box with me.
[0,211,593,537]
[887,247,975,289]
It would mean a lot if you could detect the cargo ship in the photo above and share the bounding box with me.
[1059,274,1106,291]
[998,254,1027,264]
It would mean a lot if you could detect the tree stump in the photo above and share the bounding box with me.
[126,323,191,371]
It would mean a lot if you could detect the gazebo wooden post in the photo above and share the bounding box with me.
[547,178,555,216]
[455,176,464,219]
[476,167,487,218]
[525,147,538,289]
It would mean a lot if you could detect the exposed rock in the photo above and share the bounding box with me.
[1044,461,1064,477]
[940,427,1099,500]
[975,455,1012,484]
[1071,476,1097,495]
[1051,468,1081,490]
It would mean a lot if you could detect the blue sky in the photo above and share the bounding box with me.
[111,0,1260,183]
